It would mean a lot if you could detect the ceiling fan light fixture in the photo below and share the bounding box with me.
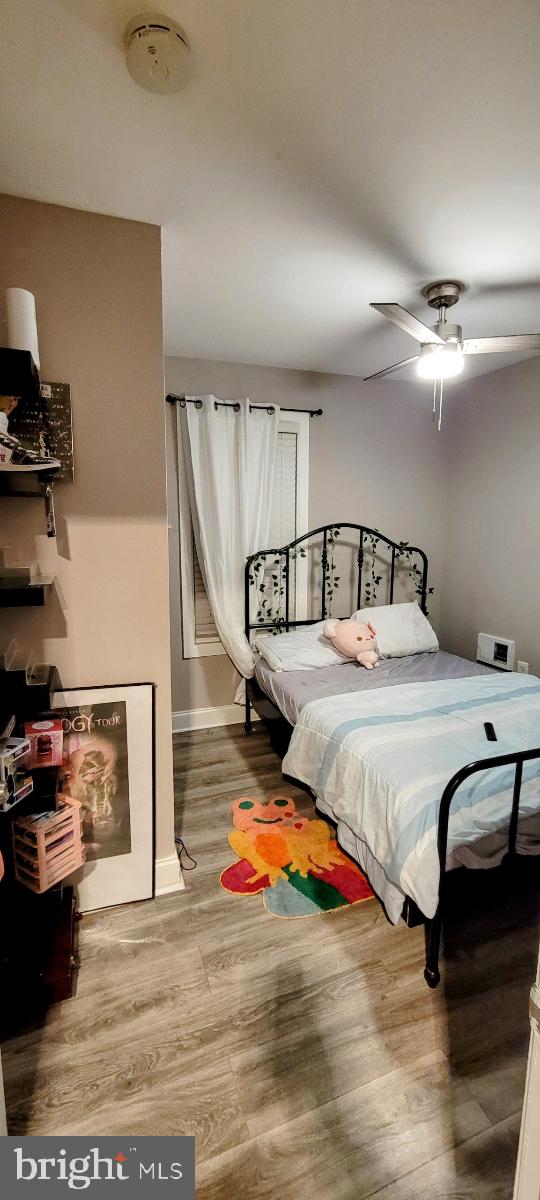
[416,343,464,380]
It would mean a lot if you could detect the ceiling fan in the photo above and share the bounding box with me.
[365,280,540,427]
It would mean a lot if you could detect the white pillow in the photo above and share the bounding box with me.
[253,621,348,672]
[351,602,438,658]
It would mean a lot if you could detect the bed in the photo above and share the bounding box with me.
[245,522,540,987]
[254,650,494,727]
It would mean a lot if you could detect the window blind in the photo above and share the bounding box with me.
[193,542,220,643]
[269,431,298,547]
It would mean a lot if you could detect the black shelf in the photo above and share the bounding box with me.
[0,470,59,495]
[0,663,60,721]
[0,471,59,536]
[0,581,53,608]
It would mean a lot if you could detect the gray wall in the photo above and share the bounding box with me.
[439,355,540,676]
[166,356,450,713]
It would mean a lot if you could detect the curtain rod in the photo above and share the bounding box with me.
[166,393,323,417]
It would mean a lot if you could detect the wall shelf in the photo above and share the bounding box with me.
[0,662,59,719]
[0,471,58,537]
[0,581,53,608]
[0,469,58,494]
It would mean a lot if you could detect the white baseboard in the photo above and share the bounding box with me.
[155,852,185,896]
[172,704,260,734]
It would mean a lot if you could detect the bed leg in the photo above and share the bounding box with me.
[244,693,253,735]
[424,909,442,988]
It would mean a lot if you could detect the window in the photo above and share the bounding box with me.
[178,412,309,658]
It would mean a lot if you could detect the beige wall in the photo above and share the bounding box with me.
[0,195,176,867]
[439,355,540,676]
[166,356,450,712]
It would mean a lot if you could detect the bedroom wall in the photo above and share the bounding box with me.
[0,194,178,885]
[166,355,450,714]
[439,354,540,676]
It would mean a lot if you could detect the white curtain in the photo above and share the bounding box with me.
[178,395,279,678]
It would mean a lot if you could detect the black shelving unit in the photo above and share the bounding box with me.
[0,662,80,1030]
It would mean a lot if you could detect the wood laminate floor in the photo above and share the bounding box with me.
[2,724,539,1199]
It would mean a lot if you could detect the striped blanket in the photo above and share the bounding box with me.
[282,673,540,921]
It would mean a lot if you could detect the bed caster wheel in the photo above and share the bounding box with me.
[424,966,440,989]
[244,722,253,735]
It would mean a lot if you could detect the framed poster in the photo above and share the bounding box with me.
[51,684,154,910]
[9,380,74,481]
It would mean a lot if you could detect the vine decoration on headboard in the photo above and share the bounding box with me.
[250,545,308,632]
[248,527,433,633]
[363,532,434,611]
[396,539,435,612]
[323,526,341,615]
[362,530,382,607]
[323,528,434,615]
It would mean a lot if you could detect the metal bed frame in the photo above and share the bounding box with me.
[244,521,540,988]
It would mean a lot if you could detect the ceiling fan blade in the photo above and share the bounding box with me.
[363,354,420,382]
[370,303,444,345]
[463,334,540,355]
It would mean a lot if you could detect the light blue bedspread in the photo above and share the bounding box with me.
[282,673,540,919]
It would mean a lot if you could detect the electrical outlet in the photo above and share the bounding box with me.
[517,661,529,673]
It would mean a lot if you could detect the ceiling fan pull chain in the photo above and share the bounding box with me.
[432,379,437,420]
[438,378,444,431]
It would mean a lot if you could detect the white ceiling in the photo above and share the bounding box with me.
[2,0,540,381]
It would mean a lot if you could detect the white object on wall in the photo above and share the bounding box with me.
[124,13,191,94]
[5,287,40,369]
[477,631,515,671]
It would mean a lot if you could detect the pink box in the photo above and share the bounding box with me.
[13,795,85,893]
[24,718,64,768]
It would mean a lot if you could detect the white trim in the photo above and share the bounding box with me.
[155,852,185,895]
[172,704,260,733]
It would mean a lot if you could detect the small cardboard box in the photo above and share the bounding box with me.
[24,719,64,768]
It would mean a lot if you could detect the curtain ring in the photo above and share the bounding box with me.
[195,399,203,410]
[266,406,275,414]
[233,402,241,412]
[179,398,187,408]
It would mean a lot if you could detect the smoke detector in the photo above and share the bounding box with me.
[124,13,190,94]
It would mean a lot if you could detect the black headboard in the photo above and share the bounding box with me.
[245,522,430,639]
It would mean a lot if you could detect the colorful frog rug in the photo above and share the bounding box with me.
[220,795,374,917]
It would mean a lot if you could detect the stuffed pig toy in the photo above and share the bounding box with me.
[323,617,379,669]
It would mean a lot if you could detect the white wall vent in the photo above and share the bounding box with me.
[477,632,515,671]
